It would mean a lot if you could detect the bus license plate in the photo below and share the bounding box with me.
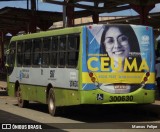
[109,95,133,102]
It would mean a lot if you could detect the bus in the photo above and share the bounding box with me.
[6,24,155,116]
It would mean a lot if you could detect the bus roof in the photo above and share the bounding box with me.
[10,26,83,41]
[10,24,152,42]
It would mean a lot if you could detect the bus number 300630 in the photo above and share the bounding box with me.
[109,95,133,102]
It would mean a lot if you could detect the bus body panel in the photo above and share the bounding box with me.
[54,88,80,106]
[10,26,82,42]
[9,67,79,90]
[80,89,155,104]
[7,81,15,97]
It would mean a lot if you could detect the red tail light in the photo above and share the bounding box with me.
[141,72,150,86]
[91,77,96,82]
[146,72,150,77]
[144,77,148,82]
[89,72,98,85]
[89,72,93,77]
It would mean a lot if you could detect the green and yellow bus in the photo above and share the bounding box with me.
[6,24,155,116]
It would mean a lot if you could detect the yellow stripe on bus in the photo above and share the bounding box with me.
[82,72,155,84]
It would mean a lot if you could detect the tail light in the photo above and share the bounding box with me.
[146,72,150,77]
[88,72,99,87]
[89,72,95,82]
[89,72,93,77]
[91,77,96,82]
[141,72,150,86]
[143,77,148,82]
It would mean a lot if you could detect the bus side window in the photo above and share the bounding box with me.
[17,41,23,67]
[8,42,16,67]
[32,39,42,66]
[42,37,50,67]
[67,34,79,68]
[50,37,58,67]
[58,36,66,68]
[24,40,32,66]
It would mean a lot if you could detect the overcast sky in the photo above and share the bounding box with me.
[0,1,160,16]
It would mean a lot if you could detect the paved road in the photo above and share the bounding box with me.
[0,92,160,131]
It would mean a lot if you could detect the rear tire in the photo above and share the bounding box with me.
[17,86,29,108]
[48,88,57,116]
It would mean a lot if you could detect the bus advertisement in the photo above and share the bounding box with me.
[82,24,155,103]
[6,24,155,116]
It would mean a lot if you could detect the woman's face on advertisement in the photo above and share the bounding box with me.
[104,27,130,61]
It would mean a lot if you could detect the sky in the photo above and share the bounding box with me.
[0,1,160,16]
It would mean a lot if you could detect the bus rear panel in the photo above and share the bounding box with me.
[81,24,155,104]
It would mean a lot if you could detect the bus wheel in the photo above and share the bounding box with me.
[17,86,29,108]
[48,88,57,116]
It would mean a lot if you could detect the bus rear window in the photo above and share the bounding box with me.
[8,42,16,67]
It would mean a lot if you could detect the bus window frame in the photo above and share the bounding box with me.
[58,35,66,68]
[32,38,42,68]
[66,34,80,68]
[17,40,24,67]
[10,33,80,69]
[50,36,58,68]
[41,37,51,68]
[7,41,16,67]
[23,39,32,67]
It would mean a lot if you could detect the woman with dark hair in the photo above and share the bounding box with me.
[99,25,142,93]
[100,25,142,72]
